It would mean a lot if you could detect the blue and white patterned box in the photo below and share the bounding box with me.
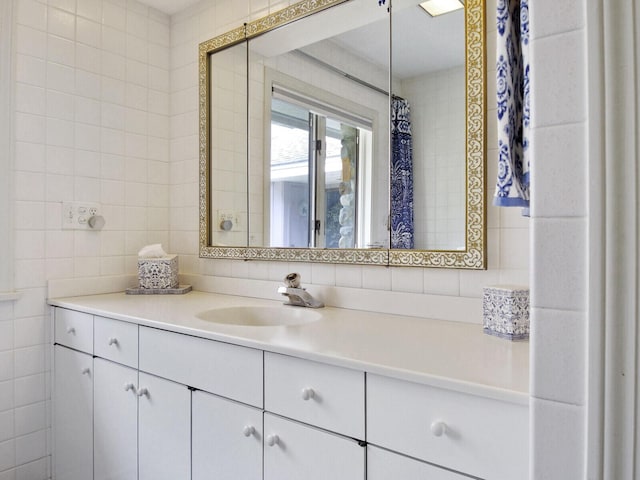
[138,255,179,289]
[483,285,530,340]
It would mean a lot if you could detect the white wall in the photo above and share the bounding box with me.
[529,1,589,479]
[402,66,466,250]
[2,0,171,477]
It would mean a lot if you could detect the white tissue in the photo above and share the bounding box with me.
[138,244,168,258]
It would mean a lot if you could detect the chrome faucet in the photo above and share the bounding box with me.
[277,273,324,308]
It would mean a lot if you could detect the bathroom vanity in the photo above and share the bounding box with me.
[49,291,528,480]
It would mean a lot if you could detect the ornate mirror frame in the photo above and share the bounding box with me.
[199,0,486,269]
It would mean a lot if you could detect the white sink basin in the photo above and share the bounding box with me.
[195,305,322,327]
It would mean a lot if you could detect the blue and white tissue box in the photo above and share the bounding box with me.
[138,255,179,289]
[482,285,530,340]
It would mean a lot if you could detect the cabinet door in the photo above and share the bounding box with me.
[94,358,138,480]
[54,345,93,480]
[138,372,191,480]
[368,446,468,479]
[192,391,262,480]
[264,413,365,480]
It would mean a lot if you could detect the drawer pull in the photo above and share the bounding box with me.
[124,382,136,393]
[243,425,256,437]
[266,434,279,447]
[108,337,119,346]
[81,367,91,375]
[430,420,447,437]
[301,387,315,401]
[66,327,76,335]
[137,387,149,398]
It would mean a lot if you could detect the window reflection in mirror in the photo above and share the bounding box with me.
[247,1,390,250]
[269,93,373,249]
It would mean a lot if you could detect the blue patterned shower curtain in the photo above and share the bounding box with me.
[494,0,530,212]
[391,96,414,249]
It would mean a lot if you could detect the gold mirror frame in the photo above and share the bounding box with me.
[199,0,486,268]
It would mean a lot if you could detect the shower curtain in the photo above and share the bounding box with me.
[494,0,530,212]
[391,96,414,249]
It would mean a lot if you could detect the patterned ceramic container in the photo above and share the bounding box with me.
[482,285,529,340]
[138,255,179,289]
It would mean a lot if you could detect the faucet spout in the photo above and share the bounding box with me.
[277,286,324,308]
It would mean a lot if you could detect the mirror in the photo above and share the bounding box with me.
[199,0,486,268]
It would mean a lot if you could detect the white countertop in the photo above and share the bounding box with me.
[49,290,529,405]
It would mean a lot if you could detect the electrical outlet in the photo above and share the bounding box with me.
[62,201,102,230]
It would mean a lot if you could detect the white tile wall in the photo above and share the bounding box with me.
[11,0,608,478]
[4,0,171,477]
[530,398,586,479]
[402,66,466,250]
[529,0,589,478]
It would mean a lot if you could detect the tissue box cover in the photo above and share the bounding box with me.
[138,255,178,289]
[483,285,530,340]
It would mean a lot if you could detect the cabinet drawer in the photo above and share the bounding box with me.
[55,308,93,353]
[139,326,263,407]
[368,446,467,479]
[94,316,138,368]
[367,374,528,480]
[264,353,364,439]
[264,413,365,480]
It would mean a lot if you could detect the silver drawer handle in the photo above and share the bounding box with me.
[124,383,136,393]
[243,425,255,437]
[266,434,279,447]
[66,327,76,335]
[108,337,119,346]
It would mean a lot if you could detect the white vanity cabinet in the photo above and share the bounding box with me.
[137,326,263,480]
[94,316,138,368]
[51,303,528,480]
[138,372,192,480]
[367,373,529,480]
[53,308,95,480]
[54,345,94,480]
[263,353,366,480]
[139,325,263,407]
[93,358,138,480]
[192,391,263,480]
[54,308,93,352]
[264,413,366,480]
[264,352,365,439]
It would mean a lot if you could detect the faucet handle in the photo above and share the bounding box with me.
[284,272,301,288]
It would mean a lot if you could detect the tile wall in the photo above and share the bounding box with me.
[3,0,171,478]
[529,1,589,479]
[402,66,466,250]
